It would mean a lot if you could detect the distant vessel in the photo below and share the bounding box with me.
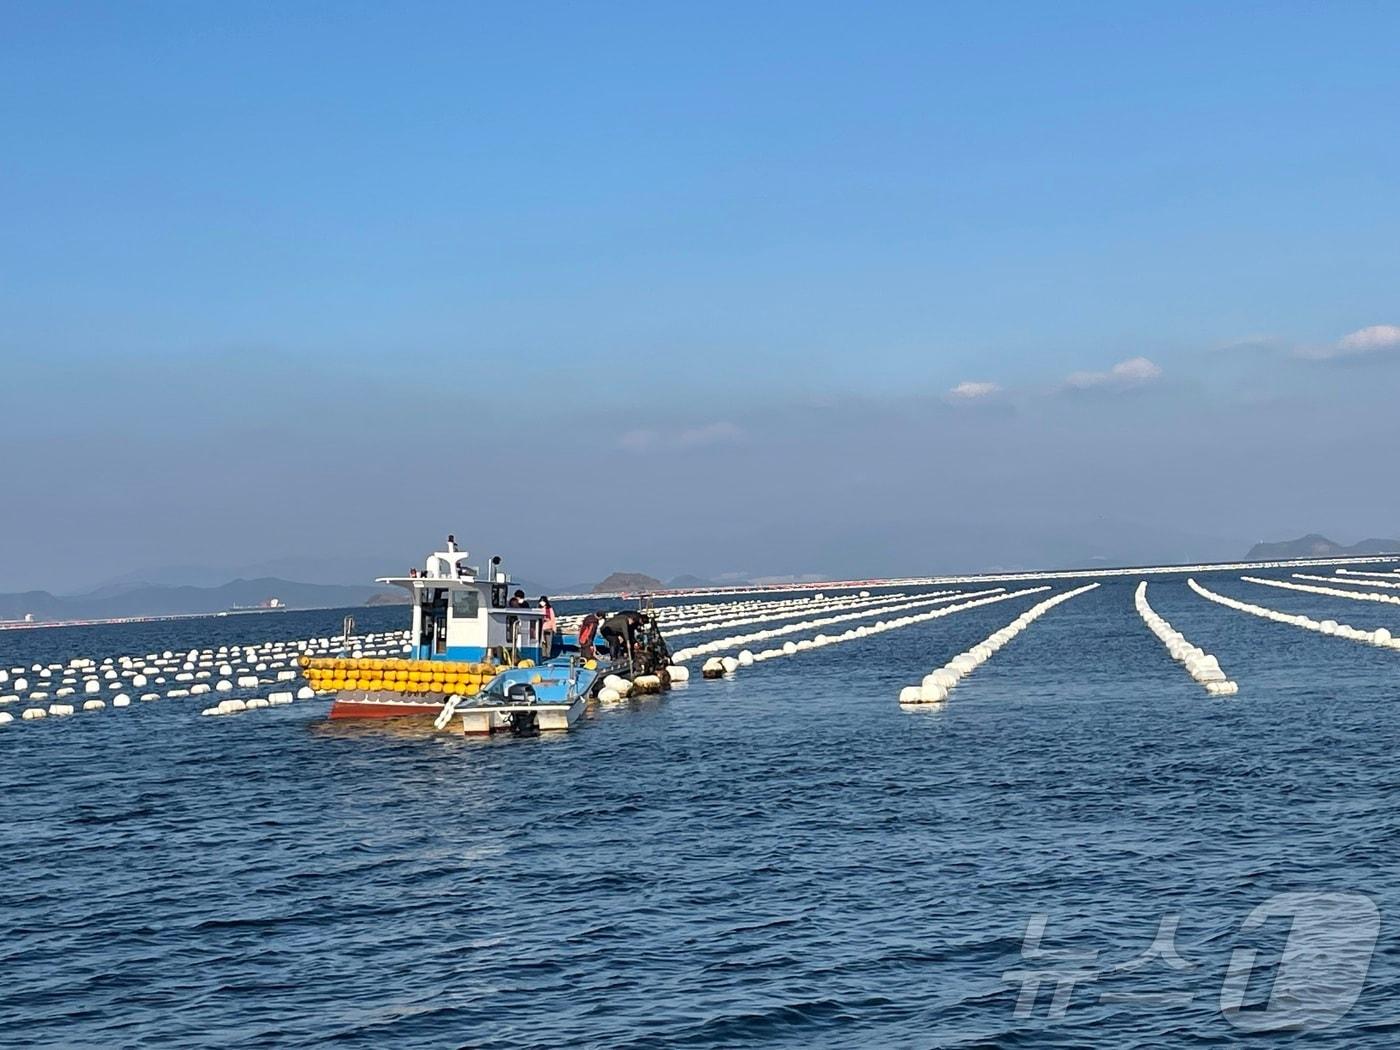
[219,598,286,617]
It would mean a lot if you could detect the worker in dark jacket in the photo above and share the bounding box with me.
[600,611,643,669]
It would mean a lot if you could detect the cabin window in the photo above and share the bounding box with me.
[451,590,480,619]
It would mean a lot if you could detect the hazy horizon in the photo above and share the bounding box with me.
[4,4,1398,594]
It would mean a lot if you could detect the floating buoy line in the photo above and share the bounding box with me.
[1241,575,1400,606]
[1188,578,1400,650]
[695,585,1057,683]
[897,584,1097,704]
[671,589,1003,664]
[1335,569,1400,582]
[1,628,411,724]
[663,591,960,644]
[1134,582,1238,695]
[1288,576,1400,593]
[557,590,888,634]
[654,592,917,637]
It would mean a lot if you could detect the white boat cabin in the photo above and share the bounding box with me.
[378,546,547,664]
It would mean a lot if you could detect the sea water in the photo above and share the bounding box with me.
[3,572,1400,1047]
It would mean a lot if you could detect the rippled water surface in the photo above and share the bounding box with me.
[5,571,1400,1048]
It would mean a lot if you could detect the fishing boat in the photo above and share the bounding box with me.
[300,540,672,728]
[434,661,596,736]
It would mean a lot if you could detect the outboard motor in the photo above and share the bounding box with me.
[505,682,539,737]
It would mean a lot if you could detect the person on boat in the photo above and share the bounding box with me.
[538,596,557,657]
[578,611,602,659]
[509,589,528,608]
[600,611,642,669]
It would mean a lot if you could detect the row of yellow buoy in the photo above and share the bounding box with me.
[299,657,499,675]
[303,666,488,695]
[297,656,561,696]
[302,657,500,695]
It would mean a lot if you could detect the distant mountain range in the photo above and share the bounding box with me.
[0,578,398,623]
[1245,534,1400,559]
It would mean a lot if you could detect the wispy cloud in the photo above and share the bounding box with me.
[1297,324,1400,361]
[618,420,746,453]
[947,380,1002,401]
[1063,356,1162,390]
[1215,334,1286,354]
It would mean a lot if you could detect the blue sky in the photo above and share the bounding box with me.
[3,2,1399,592]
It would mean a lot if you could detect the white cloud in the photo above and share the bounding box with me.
[1298,324,1400,361]
[675,421,745,448]
[1064,356,1162,390]
[948,380,1002,400]
[617,421,746,453]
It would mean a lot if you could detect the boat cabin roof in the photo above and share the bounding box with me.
[376,548,544,619]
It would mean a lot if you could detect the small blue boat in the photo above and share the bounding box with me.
[436,657,600,735]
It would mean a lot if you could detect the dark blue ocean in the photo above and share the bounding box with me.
[4,570,1400,1048]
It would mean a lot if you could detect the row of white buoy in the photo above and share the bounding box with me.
[595,664,692,704]
[697,586,1056,684]
[1294,572,1400,591]
[1134,582,1238,695]
[672,590,1000,664]
[2,627,412,726]
[649,589,878,628]
[201,689,304,716]
[662,590,893,624]
[1242,575,1400,606]
[1188,578,1400,649]
[557,589,883,633]
[663,591,937,640]
[898,584,1097,704]
[648,591,839,624]
[557,593,827,630]
[1335,569,1400,581]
